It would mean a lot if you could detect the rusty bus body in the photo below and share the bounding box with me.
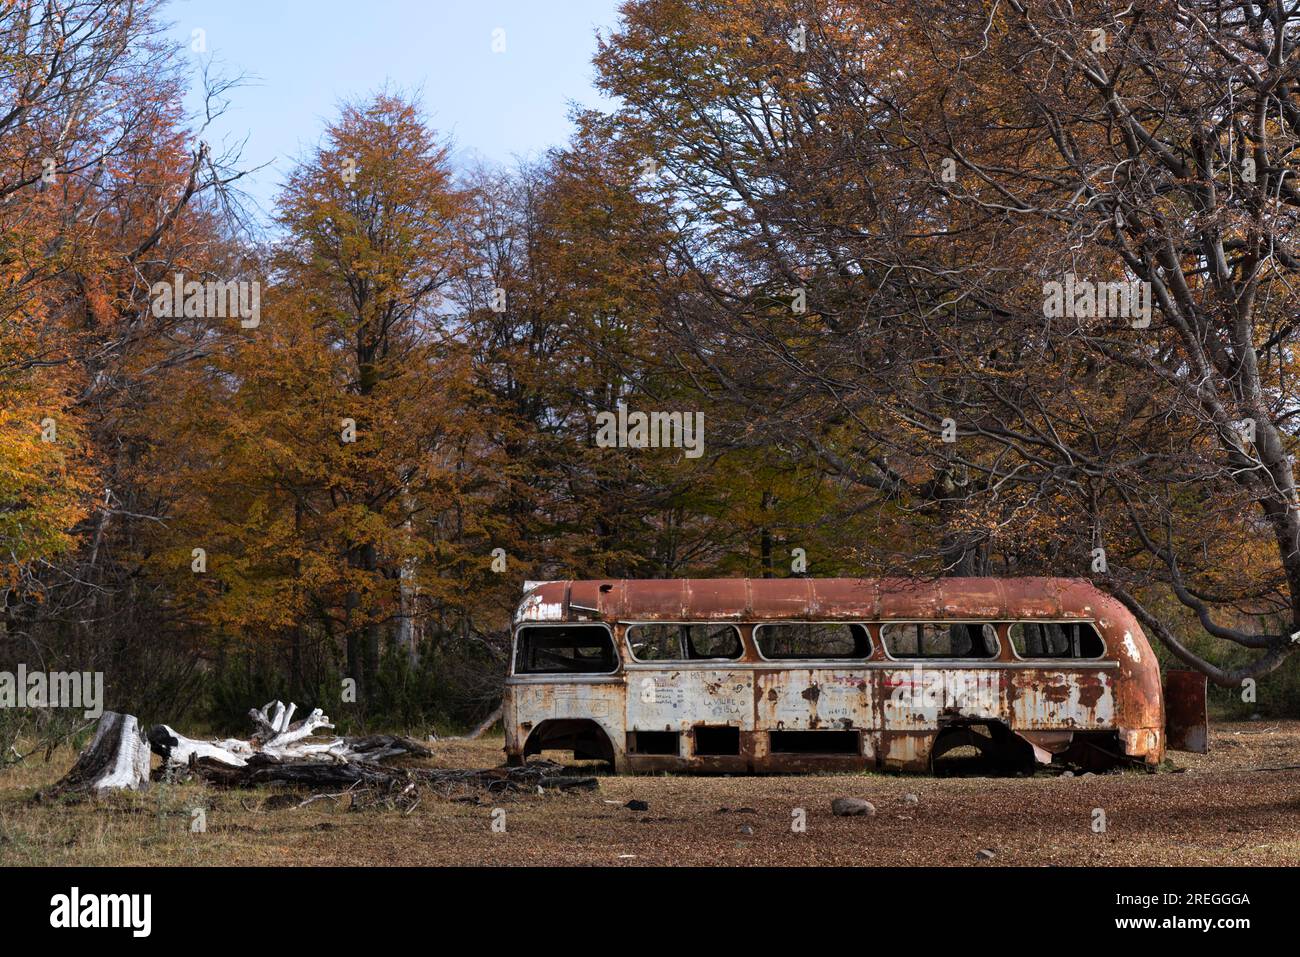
[504,577,1184,774]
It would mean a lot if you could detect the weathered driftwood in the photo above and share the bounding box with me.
[46,701,430,798]
[147,700,432,771]
[44,712,151,797]
[342,733,436,763]
[48,702,591,806]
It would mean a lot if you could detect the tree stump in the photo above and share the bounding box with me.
[46,712,151,797]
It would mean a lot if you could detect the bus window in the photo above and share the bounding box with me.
[627,623,743,661]
[1009,622,1105,659]
[882,622,998,659]
[755,622,872,659]
[515,625,617,674]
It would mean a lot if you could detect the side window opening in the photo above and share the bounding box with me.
[687,624,743,659]
[627,623,743,661]
[882,622,999,659]
[515,625,617,674]
[755,622,872,659]
[1009,622,1105,659]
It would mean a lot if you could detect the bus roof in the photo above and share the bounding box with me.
[514,577,1119,625]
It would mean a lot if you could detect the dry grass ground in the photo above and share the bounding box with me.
[1,721,1298,866]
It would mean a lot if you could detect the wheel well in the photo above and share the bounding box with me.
[522,719,615,765]
[930,720,1035,776]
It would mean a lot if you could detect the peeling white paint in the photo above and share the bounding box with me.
[1122,631,1141,663]
[516,592,563,622]
[1009,671,1114,728]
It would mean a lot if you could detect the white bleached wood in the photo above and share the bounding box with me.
[155,726,251,767]
[49,712,152,795]
[59,703,433,794]
[261,706,334,753]
[90,713,152,792]
[155,702,361,769]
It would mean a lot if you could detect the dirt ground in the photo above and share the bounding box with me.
[1,720,1298,866]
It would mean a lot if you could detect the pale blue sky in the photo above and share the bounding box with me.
[165,0,623,220]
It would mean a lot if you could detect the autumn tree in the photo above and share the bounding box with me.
[0,0,249,714]
[144,93,482,716]
[594,0,1300,684]
[452,116,867,590]
[454,128,693,584]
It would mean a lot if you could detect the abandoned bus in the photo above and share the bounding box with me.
[504,578,1202,774]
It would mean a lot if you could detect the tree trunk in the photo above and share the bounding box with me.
[45,712,151,797]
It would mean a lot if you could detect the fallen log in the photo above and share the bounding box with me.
[444,703,502,741]
[341,733,434,763]
[469,704,503,739]
[147,700,432,772]
[181,751,596,794]
[188,752,395,789]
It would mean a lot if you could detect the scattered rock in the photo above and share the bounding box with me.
[1082,772,1096,779]
[1061,771,1075,778]
[902,793,919,805]
[624,799,649,811]
[976,848,997,861]
[831,797,876,817]
[739,824,754,836]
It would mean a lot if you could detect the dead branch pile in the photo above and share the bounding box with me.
[420,760,599,800]
[186,756,598,798]
[45,705,598,803]
[148,700,432,770]
[45,703,430,797]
